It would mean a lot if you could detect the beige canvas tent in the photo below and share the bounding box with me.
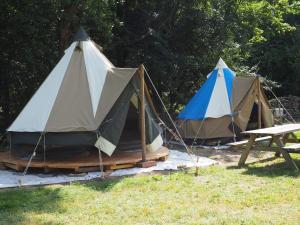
[1,28,168,171]
[178,59,274,140]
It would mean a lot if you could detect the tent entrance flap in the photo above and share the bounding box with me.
[95,77,135,156]
[247,103,259,130]
[117,102,141,151]
[95,75,163,156]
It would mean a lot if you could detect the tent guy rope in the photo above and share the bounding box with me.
[144,67,198,167]
[19,133,44,186]
[264,80,296,123]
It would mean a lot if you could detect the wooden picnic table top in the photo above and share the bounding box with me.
[242,123,300,135]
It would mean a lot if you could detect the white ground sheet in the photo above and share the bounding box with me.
[0,150,216,189]
[168,140,230,150]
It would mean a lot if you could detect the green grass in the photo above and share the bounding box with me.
[295,131,300,139]
[0,155,300,225]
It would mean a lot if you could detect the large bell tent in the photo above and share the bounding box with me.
[6,28,165,164]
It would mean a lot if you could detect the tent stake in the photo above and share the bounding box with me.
[138,64,147,162]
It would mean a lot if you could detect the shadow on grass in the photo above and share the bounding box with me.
[0,173,127,224]
[81,170,177,192]
[81,176,124,192]
[227,156,300,178]
[0,187,64,225]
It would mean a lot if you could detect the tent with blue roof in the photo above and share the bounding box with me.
[178,58,235,120]
[178,58,274,140]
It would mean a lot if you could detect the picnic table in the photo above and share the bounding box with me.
[228,124,300,171]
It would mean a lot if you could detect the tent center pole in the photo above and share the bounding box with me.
[9,133,12,161]
[43,133,46,171]
[257,77,262,129]
[138,64,147,162]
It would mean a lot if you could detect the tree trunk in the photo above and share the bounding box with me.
[1,72,10,131]
[59,3,79,55]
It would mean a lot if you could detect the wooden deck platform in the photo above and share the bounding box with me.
[0,147,169,172]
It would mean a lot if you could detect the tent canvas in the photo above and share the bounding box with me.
[177,58,274,139]
[7,28,164,157]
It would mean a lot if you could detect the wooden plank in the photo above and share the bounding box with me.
[227,140,248,147]
[4,162,23,171]
[75,166,103,173]
[138,64,147,162]
[227,136,272,147]
[0,147,169,172]
[243,124,300,135]
[268,136,274,147]
[137,161,157,168]
[238,134,256,167]
[250,146,282,152]
[106,164,135,170]
[273,135,299,171]
[283,143,300,151]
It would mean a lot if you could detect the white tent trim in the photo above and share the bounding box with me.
[8,43,77,132]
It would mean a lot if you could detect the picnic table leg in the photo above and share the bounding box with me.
[268,136,280,157]
[268,136,274,147]
[274,134,287,158]
[282,133,289,144]
[273,135,299,171]
[275,133,295,157]
[238,134,256,167]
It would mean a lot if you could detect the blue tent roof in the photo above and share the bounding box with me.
[178,58,236,120]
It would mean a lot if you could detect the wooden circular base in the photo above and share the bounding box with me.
[0,147,169,172]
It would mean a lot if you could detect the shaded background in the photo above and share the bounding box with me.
[0,0,299,132]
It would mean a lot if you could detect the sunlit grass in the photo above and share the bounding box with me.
[0,154,299,225]
[295,131,300,139]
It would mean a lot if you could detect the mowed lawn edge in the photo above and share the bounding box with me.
[0,152,299,225]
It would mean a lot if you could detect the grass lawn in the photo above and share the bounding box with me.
[0,153,300,225]
[295,131,300,139]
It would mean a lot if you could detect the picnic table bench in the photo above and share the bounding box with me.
[227,124,300,171]
[283,143,300,153]
[227,136,273,147]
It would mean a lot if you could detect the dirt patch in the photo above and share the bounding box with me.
[169,144,274,166]
[195,148,274,166]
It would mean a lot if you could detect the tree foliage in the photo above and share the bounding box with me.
[0,0,299,131]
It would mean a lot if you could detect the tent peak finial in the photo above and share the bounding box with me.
[215,58,228,69]
[73,26,90,42]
